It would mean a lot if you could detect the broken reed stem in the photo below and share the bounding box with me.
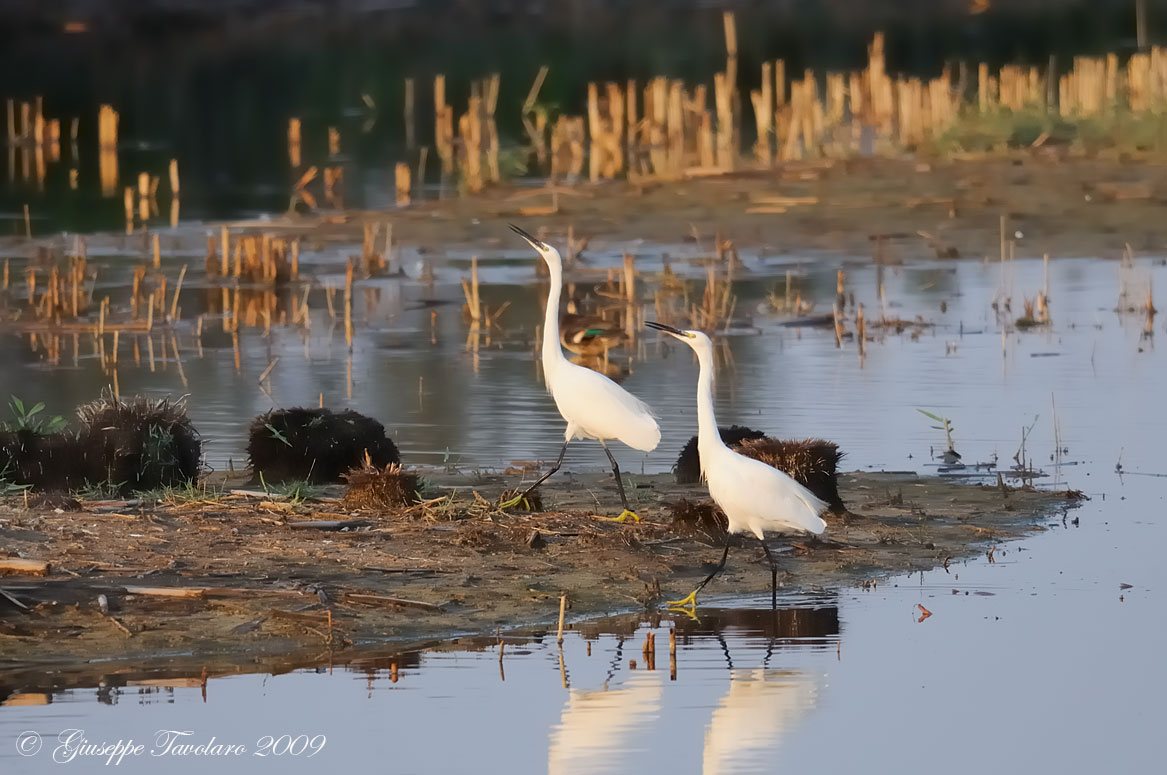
[170,264,186,322]
[470,257,481,321]
[152,233,161,269]
[623,253,636,302]
[123,187,134,233]
[395,162,411,206]
[23,203,30,239]
[856,303,866,358]
[344,259,354,349]
[288,118,301,167]
[404,78,416,150]
[220,226,230,277]
[556,594,566,647]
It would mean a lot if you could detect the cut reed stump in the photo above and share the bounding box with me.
[673,426,847,515]
[342,461,421,510]
[248,408,399,484]
[77,394,202,495]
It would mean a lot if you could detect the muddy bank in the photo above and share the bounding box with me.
[22,155,1146,271]
[354,156,1167,261]
[0,470,1080,684]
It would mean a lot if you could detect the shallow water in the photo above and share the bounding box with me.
[1,245,1164,772]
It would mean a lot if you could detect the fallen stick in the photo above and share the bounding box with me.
[123,585,206,599]
[127,678,204,689]
[270,609,338,626]
[0,587,29,609]
[288,519,372,531]
[345,593,443,612]
[0,559,50,577]
[105,614,133,636]
[121,585,304,599]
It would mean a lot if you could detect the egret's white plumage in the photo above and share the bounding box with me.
[667,326,827,536]
[504,225,659,519]
[646,321,827,604]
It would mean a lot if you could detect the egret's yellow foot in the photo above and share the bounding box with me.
[598,509,641,523]
[666,589,700,609]
[498,494,532,511]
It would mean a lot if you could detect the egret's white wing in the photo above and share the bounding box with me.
[705,447,828,537]
[551,361,661,451]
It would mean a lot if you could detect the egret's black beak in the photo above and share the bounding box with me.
[645,321,687,337]
[509,223,546,250]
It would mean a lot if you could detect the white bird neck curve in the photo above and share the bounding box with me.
[693,339,729,458]
[540,249,570,378]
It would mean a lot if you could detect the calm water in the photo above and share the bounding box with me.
[0,244,1163,772]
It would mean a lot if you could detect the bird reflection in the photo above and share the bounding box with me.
[548,604,837,774]
[698,606,831,774]
[547,668,664,775]
[702,669,819,775]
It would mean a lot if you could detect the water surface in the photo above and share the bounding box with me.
[0,248,1162,772]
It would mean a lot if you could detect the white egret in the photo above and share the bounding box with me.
[502,225,661,522]
[644,321,827,607]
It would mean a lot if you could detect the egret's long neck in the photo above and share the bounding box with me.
[694,345,727,454]
[541,254,569,375]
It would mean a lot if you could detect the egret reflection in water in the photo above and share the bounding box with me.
[547,668,665,775]
[702,669,820,775]
[548,602,838,774]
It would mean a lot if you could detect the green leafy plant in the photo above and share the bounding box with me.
[75,480,126,500]
[266,423,293,447]
[258,472,318,504]
[3,396,67,434]
[0,460,30,495]
[917,409,958,454]
[142,424,178,472]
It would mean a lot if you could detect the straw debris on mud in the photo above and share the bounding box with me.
[0,470,1079,671]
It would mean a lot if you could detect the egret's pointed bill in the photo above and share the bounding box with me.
[509,223,546,250]
[645,321,693,338]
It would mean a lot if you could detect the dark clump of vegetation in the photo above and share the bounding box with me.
[248,407,399,484]
[77,394,203,496]
[668,497,728,541]
[342,461,421,510]
[673,425,767,484]
[734,437,847,515]
[0,429,84,492]
[26,492,82,511]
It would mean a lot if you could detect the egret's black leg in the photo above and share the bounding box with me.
[668,540,730,608]
[500,441,568,509]
[599,441,639,522]
[760,539,779,608]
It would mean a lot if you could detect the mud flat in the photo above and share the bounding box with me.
[0,470,1081,691]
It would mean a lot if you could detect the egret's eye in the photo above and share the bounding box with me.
[686,332,697,339]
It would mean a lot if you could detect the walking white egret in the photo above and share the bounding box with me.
[502,225,660,522]
[644,321,827,607]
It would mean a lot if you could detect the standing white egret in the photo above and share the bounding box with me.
[502,225,661,522]
[645,321,827,607]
